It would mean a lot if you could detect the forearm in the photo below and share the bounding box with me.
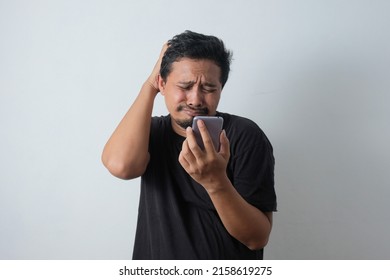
[102,82,157,179]
[206,176,273,250]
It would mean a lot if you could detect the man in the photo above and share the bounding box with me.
[102,31,277,259]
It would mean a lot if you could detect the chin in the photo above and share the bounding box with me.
[175,117,193,129]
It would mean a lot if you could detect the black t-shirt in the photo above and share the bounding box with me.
[132,112,277,259]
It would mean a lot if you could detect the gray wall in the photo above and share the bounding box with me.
[1,0,389,259]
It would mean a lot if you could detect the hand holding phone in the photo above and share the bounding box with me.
[192,116,224,151]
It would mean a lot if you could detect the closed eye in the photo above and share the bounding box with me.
[177,82,194,91]
[178,85,192,91]
[177,82,218,93]
[201,86,217,93]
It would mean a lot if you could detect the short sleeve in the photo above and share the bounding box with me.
[227,118,277,212]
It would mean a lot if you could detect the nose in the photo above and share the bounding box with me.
[187,87,204,108]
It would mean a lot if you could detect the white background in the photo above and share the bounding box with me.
[1,0,389,259]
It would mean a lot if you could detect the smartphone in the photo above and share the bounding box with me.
[192,116,224,151]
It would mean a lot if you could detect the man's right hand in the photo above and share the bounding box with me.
[102,43,169,180]
[146,43,169,92]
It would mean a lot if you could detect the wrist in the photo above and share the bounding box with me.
[204,174,232,196]
[142,80,159,96]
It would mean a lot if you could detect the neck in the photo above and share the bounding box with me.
[170,117,189,137]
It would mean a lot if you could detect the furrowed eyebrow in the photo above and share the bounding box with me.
[178,81,195,86]
[202,82,218,88]
[177,81,218,88]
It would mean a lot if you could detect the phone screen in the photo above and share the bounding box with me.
[192,116,224,151]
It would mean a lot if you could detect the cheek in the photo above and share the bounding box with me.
[164,90,186,108]
[205,94,221,107]
[170,90,186,103]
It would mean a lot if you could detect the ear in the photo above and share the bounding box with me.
[158,75,166,95]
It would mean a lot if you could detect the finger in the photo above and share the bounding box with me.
[158,42,169,61]
[197,120,216,153]
[180,137,197,164]
[219,130,230,160]
[185,126,204,158]
[178,149,190,170]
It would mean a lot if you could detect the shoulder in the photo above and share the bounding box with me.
[150,115,171,133]
[149,115,172,147]
[151,115,170,126]
[218,112,269,140]
[218,112,273,154]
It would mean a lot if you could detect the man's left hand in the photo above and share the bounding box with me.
[178,119,230,193]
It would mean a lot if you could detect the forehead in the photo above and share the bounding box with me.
[169,58,221,83]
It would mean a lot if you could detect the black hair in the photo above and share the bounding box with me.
[160,30,232,88]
